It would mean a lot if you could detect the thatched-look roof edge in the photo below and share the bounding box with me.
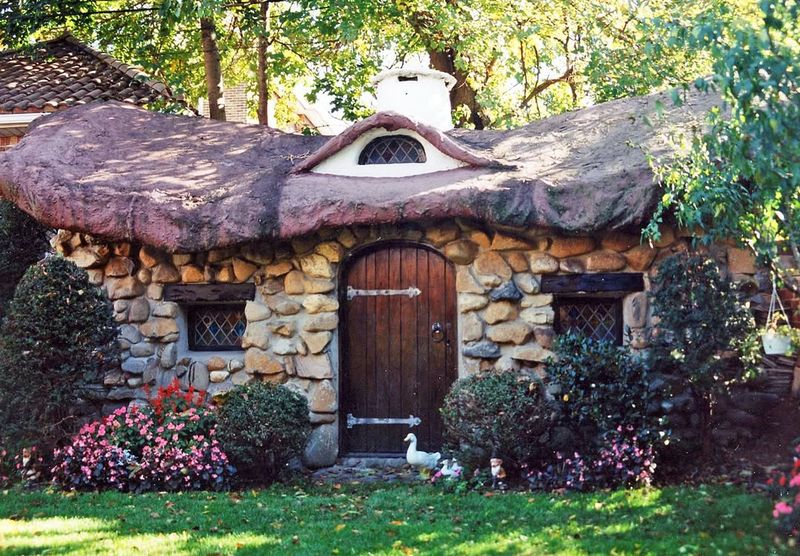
[0,88,718,252]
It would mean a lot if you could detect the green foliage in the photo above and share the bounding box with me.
[216,381,311,479]
[1,0,739,129]
[649,253,759,389]
[648,253,758,459]
[545,332,665,449]
[0,200,49,318]
[0,256,119,451]
[647,0,800,268]
[441,371,555,468]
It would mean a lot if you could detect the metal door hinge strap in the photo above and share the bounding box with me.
[346,286,421,301]
[346,413,422,429]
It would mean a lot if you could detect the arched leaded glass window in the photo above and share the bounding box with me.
[358,135,427,165]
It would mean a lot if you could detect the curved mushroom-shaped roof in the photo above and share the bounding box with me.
[0,88,718,252]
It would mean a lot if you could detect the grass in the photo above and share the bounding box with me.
[0,482,788,555]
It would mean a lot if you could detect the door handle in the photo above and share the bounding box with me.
[431,321,445,342]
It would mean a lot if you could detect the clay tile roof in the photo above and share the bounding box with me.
[0,33,182,114]
[0,87,719,252]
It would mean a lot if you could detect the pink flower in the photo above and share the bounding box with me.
[774,502,794,517]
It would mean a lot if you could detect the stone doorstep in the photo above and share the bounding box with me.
[337,457,408,468]
[310,459,420,483]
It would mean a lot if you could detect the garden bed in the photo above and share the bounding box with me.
[0,483,786,555]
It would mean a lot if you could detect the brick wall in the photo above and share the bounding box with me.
[0,135,21,151]
[225,84,248,123]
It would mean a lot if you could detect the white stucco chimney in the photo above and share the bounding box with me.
[372,68,456,131]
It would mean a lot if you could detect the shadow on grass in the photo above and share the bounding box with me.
[0,483,785,555]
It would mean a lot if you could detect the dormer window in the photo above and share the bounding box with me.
[358,135,427,165]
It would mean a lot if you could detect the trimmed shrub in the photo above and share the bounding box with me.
[441,371,556,469]
[0,200,49,318]
[545,332,664,450]
[216,382,311,479]
[0,257,118,452]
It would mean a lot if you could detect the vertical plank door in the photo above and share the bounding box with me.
[341,244,457,455]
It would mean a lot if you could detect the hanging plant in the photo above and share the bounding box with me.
[762,278,799,356]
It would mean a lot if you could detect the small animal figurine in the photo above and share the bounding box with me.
[403,433,441,470]
[439,459,455,478]
[490,457,507,490]
[449,458,463,478]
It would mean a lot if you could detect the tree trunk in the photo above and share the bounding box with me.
[428,48,487,129]
[256,2,270,126]
[200,17,225,121]
[698,392,714,463]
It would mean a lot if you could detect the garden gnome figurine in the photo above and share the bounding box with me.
[490,457,507,490]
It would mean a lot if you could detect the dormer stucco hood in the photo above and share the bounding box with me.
[372,68,456,131]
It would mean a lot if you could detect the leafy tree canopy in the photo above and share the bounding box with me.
[647,0,800,270]
[0,0,749,129]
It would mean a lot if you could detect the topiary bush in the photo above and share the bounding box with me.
[441,371,556,470]
[0,200,50,318]
[648,253,759,461]
[544,332,665,451]
[216,381,311,479]
[0,256,118,453]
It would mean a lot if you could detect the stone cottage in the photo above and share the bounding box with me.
[0,69,765,467]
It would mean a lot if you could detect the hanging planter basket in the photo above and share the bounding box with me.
[762,278,796,356]
[762,330,794,355]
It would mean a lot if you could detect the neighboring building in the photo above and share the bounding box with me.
[0,33,182,151]
[199,83,348,134]
[0,68,772,467]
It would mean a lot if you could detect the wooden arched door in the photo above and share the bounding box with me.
[340,243,458,456]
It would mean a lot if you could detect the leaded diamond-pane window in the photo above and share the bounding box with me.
[556,297,623,345]
[358,135,427,165]
[188,304,246,351]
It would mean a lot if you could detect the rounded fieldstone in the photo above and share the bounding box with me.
[210,370,230,383]
[462,341,502,359]
[303,295,339,314]
[443,239,480,265]
[473,251,513,280]
[483,301,518,324]
[127,297,150,323]
[302,423,339,468]
[459,293,489,313]
[514,273,541,294]
[152,302,178,318]
[489,281,523,302]
[300,331,332,354]
[130,342,155,357]
[456,267,486,294]
[160,343,178,369]
[527,253,559,274]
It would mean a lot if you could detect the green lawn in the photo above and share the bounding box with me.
[0,483,786,555]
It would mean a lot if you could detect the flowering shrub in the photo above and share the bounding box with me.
[526,427,656,492]
[768,445,800,542]
[148,379,208,418]
[52,383,235,492]
[592,427,656,488]
[525,452,591,492]
[0,448,9,487]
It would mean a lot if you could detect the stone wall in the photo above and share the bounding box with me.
[54,219,765,467]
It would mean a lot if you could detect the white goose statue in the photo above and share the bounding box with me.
[403,433,441,470]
